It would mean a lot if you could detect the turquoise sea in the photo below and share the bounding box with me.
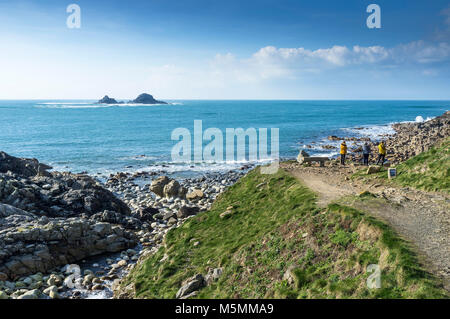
[0,100,448,177]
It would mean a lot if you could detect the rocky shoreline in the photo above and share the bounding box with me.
[0,151,250,299]
[304,111,449,165]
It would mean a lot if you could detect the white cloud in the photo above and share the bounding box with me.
[251,45,351,67]
[352,45,389,63]
[204,41,449,84]
[248,41,448,71]
[140,40,450,99]
[392,41,450,63]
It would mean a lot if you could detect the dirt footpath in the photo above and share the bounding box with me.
[281,162,450,291]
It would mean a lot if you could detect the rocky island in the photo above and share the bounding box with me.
[96,95,123,104]
[96,93,167,105]
[129,93,167,105]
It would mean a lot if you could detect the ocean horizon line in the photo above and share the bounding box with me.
[1,98,450,102]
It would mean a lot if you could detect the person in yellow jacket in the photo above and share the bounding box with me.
[340,141,347,165]
[376,141,386,165]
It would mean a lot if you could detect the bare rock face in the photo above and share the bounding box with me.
[0,151,138,279]
[0,203,137,280]
[0,170,130,219]
[0,152,52,177]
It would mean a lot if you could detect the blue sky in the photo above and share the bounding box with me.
[0,0,449,99]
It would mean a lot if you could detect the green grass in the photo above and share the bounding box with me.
[327,203,446,298]
[353,138,449,193]
[121,168,447,299]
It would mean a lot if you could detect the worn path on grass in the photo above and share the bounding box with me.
[281,162,450,291]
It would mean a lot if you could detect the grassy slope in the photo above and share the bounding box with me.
[354,138,449,193]
[122,168,447,299]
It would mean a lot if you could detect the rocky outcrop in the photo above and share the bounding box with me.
[385,111,450,163]
[0,204,136,280]
[97,95,123,104]
[0,166,130,219]
[0,152,52,177]
[130,93,167,105]
[0,151,249,298]
[329,111,450,165]
[0,152,138,279]
[174,269,222,299]
[175,274,205,299]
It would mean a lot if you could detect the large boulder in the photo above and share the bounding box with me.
[163,180,187,198]
[186,189,204,202]
[163,180,181,198]
[175,274,205,299]
[136,206,158,222]
[177,206,199,219]
[150,176,186,198]
[366,165,381,174]
[150,176,170,197]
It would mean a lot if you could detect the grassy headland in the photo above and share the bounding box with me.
[353,138,449,193]
[120,168,447,299]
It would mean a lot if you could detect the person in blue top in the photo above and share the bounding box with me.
[362,142,371,166]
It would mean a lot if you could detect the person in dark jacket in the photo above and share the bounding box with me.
[362,142,371,166]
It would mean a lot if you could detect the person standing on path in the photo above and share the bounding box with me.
[340,141,347,165]
[362,142,371,166]
[376,141,386,165]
